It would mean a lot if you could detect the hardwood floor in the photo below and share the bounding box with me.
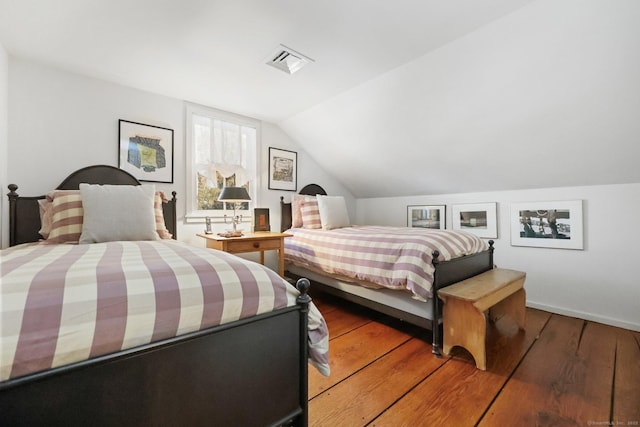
[308,291,640,427]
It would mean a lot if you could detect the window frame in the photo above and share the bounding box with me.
[185,103,261,222]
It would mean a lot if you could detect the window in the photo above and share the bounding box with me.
[186,104,259,220]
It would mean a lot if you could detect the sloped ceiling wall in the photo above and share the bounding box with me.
[280,0,640,198]
[1,0,638,200]
[0,0,537,124]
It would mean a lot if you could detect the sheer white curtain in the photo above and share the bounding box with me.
[186,104,259,219]
[194,114,257,187]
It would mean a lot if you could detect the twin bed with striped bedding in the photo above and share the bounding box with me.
[285,225,488,302]
[281,186,496,358]
[1,165,328,426]
[1,240,329,382]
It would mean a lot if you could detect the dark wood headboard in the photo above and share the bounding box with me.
[279,183,327,232]
[7,165,177,246]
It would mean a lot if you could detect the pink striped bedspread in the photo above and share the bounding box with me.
[285,226,488,301]
[0,240,330,381]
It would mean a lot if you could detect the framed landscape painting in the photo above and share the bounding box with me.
[452,202,498,239]
[407,205,446,229]
[268,147,297,191]
[510,200,584,250]
[118,120,174,183]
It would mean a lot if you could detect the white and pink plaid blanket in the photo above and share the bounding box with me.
[285,226,488,301]
[1,240,329,381]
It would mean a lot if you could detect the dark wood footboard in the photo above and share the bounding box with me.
[287,243,494,357]
[3,164,313,426]
[0,280,312,427]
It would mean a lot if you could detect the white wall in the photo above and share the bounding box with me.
[0,43,8,248]
[260,122,356,226]
[4,58,354,263]
[8,58,184,199]
[281,0,640,198]
[357,183,640,331]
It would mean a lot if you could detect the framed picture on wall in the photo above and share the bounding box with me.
[452,202,498,239]
[118,119,174,183]
[510,200,583,250]
[407,205,446,229]
[268,147,297,191]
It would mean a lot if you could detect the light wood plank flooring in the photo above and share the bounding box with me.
[308,291,640,427]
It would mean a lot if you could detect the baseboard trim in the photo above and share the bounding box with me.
[526,300,639,332]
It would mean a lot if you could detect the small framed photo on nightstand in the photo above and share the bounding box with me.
[254,208,271,231]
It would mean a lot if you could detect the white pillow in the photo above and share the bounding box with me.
[316,195,350,230]
[79,183,158,243]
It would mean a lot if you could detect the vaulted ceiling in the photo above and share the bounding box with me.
[1,0,639,197]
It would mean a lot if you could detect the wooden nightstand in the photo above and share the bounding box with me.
[196,232,292,277]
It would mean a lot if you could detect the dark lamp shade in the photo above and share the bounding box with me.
[218,187,251,202]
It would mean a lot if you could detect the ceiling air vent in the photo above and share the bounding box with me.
[266,45,314,75]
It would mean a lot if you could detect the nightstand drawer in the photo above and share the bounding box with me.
[226,238,282,253]
[196,232,291,277]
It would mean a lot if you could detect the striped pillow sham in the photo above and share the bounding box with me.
[292,194,316,228]
[154,192,173,239]
[47,190,83,243]
[301,200,322,229]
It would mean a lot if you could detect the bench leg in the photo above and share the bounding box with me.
[442,299,487,370]
[489,288,526,330]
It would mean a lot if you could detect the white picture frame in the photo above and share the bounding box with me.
[510,200,584,250]
[407,205,446,229]
[452,202,498,239]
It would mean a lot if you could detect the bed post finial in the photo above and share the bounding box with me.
[8,183,18,197]
[7,184,19,247]
[488,240,495,268]
[431,249,442,357]
[432,250,440,265]
[280,196,293,232]
[296,278,311,304]
[296,276,311,425]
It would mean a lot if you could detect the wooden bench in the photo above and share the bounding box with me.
[438,268,526,370]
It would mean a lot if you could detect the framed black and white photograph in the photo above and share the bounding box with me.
[407,205,446,229]
[268,147,297,191]
[118,120,174,183]
[510,200,583,250]
[452,202,498,239]
[253,208,271,232]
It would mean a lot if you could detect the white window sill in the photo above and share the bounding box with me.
[185,212,252,224]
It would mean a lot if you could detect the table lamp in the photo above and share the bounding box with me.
[218,186,251,234]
